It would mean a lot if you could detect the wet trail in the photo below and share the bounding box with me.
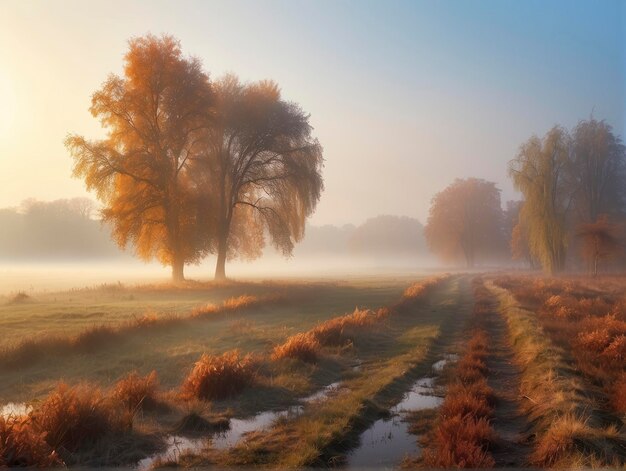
[483,296,532,467]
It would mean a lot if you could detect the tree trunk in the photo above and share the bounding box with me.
[214,229,228,281]
[172,256,185,283]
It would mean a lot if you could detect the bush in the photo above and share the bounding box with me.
[181,350,255,400]
[112,370,159,411]
[272,333,320,363]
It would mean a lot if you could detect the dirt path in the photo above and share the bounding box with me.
[483,300,532,467]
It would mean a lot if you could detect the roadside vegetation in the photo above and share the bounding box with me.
[489,276,626,468]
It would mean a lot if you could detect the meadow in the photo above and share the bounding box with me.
[1,272,625,469]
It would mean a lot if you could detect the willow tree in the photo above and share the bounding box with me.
[569,118,626,223]
[424,178,503,267]
[66,35,214,281]
[197,76,324,280]
[509,126,571,274]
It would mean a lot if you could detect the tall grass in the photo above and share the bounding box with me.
[29,382,123,454]
[494,275,626,414]
[272,333,320,363]
[422,324,496,468]
[112,370,159,412]
[0,416,62,467]
[181,350,256,400]
[489,278,625,467]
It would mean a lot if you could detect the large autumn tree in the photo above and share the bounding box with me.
[66,35,214,281]
[196,76,324,280]
[424,178,504,267]
[508,126,572,274]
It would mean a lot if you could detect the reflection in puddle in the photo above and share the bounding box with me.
[137,436,205,470]
[212,381,344,449]
[137,380,345,467]
[346,354,457,469]
[432,353,459,372]
[0,402,32,419]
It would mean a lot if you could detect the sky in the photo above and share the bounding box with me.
[0,0,624,226]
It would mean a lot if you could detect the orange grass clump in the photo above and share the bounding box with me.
[112,370,159,411]
[181,350,255,400]
[30,382,121,453]
[272,333,320,363]
[0,416,62,467]
[310,308,375,346]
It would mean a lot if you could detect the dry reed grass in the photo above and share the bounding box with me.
[112,370,159,412]
[181,350,256,400]
[271,333,320,363]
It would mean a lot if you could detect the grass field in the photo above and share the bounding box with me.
[1,272,625,469]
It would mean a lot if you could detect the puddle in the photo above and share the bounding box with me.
[210,406,303,449]
[432,353,459,372]
[302,381,342,403]
[0,402,32,419]
[346,353,456,469]
[138,380,347,467]
[346,416,418,468]
[137,435,205,470]
[395,377,443,412]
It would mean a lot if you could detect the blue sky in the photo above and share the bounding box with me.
[0,0,624,225]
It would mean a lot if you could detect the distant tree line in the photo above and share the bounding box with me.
[0,198,127,261]
[66,35,324,281]
[0,201,428,264]
[424,118,626,275]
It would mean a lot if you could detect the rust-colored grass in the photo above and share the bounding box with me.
[272,333,320,363]
[112,370,159,412]
[0,416,62,467]
[309,308,376,346]
[494,274,626,415]
[181,350,255,401]
[421,318,496,468]
[29,382,121,453]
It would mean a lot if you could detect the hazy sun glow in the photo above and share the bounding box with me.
[0,71,16,138]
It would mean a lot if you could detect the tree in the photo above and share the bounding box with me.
[197,76,323,280]
[577,215,622,276]
[424,178,503,267]
[66,35,214,282]
[569,118,626,224]
[347,215,426,257]
[509,127,572,274]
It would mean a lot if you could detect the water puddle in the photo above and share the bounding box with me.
[138,380,346,467]
[432,353,459,373]
[302,381,342,403]
[346,354,456,468]
[0,402,32,419]
[137,435,206,470]
[211,381,344,449]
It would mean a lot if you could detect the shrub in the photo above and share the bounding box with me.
[181,350,255,400]
[30,382,119,453]
[0,416,62,467]
[112,370,159,411]
[272,333,320,363]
